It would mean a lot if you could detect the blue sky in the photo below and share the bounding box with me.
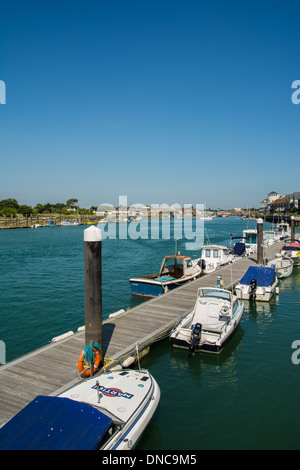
[0,0,299,209]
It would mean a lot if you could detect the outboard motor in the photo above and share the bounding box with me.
[188,323,202,358]
[249,279,257,301]
[197,259,206,270]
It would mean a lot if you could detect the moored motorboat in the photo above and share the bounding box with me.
[235,266,278,301]
[0,368,160,450]
[129,254,202,297]
[267,256,294,278]
[170,287,245,355]
[60,219,80,226]
[44,221,57,227]
[198,244,234,274]
[280,239,300,266]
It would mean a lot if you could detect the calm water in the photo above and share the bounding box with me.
[0,217,299,450]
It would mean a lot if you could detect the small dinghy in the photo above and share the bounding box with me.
[0,368,160,450]
[267,256,294,279]
[235,266,278,302]
[170,287,245,355]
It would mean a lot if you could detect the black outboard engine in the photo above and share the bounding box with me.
[188,323,202,358]
[197,259,206,270]
[249,279,257,301]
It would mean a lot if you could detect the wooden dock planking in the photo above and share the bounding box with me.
[0,240,283,427]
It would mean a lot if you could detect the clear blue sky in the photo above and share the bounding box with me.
[0,0,299,209]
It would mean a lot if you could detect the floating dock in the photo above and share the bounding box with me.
[0,240,282,427]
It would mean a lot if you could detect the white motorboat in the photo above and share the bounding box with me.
[235,266,278,301]
[198,245,234,274]
[267,256,294,278]
[280,239,300,266]
[242,228,258,253]
[30,224,43,228]
[60,220,80,226]
[276,222,291,239]
[0,368,160,450]
[170,287,245,355]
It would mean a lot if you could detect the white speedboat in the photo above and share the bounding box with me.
[129,254,202,297]
[198,245,234,274]
[276,222,291,239]
[170,287,245,355]
[60,220,80,226]
[235,266,278,301]
[267,256,294,278]
[280,239,300,266]
[30,224,43,229]
[0,368,160,450]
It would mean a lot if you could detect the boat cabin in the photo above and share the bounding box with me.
[159,255,194,279]
[242,229,257,246]
[200,245,233,273]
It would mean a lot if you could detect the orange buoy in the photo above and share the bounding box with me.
[77,345,101,378]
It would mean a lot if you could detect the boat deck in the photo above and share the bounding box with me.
[0,241,282,427]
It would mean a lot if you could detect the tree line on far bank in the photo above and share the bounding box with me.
[0,198,98,217]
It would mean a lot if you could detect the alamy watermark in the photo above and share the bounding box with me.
[0,340,6,364]
[96,196,205,250]
[291,340,300,365]
[291,80,300,105]
[0,80,6,104]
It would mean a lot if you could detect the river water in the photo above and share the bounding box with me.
[0,217,299,449]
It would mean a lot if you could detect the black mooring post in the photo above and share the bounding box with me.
[257,218,264,265]
[84,225,103,360]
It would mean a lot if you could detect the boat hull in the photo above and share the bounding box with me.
[129,275,199,298]
[235,281,278,301]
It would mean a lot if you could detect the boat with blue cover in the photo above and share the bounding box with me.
[129,254,202,298]
[0,368,160,451]
[170,287,245,355]
[44,220,57,227]
[234,266,278,301]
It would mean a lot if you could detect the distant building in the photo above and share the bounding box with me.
[261,191,300,214]
[259,191,280,213]
[285,192,300,213]
[269,196,286,213]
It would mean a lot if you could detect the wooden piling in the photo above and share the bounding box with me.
[84,225,103,357]
[291,216,295,240]
[257,218,264,264]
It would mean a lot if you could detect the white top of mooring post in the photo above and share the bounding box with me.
[84,225,102,242]
[257,218,263,224]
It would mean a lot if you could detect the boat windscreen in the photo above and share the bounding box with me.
[198,288,231,302]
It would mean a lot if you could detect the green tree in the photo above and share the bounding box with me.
[0,198,19,211]
[66,198,78,208]
[18,205,32,217]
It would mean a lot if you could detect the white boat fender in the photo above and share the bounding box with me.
[109,309,125,318]
[276,287,280,295]
[122,356,135,368]
[51,331,74,343]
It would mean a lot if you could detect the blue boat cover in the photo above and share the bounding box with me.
[239,266,275,287]
[0,395,112,450]
[155,276,175,281]
[233,242,246,256]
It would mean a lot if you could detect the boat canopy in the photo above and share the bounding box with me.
[239,266,276,287]
[233,242,246,256]
[0,395,112,450]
